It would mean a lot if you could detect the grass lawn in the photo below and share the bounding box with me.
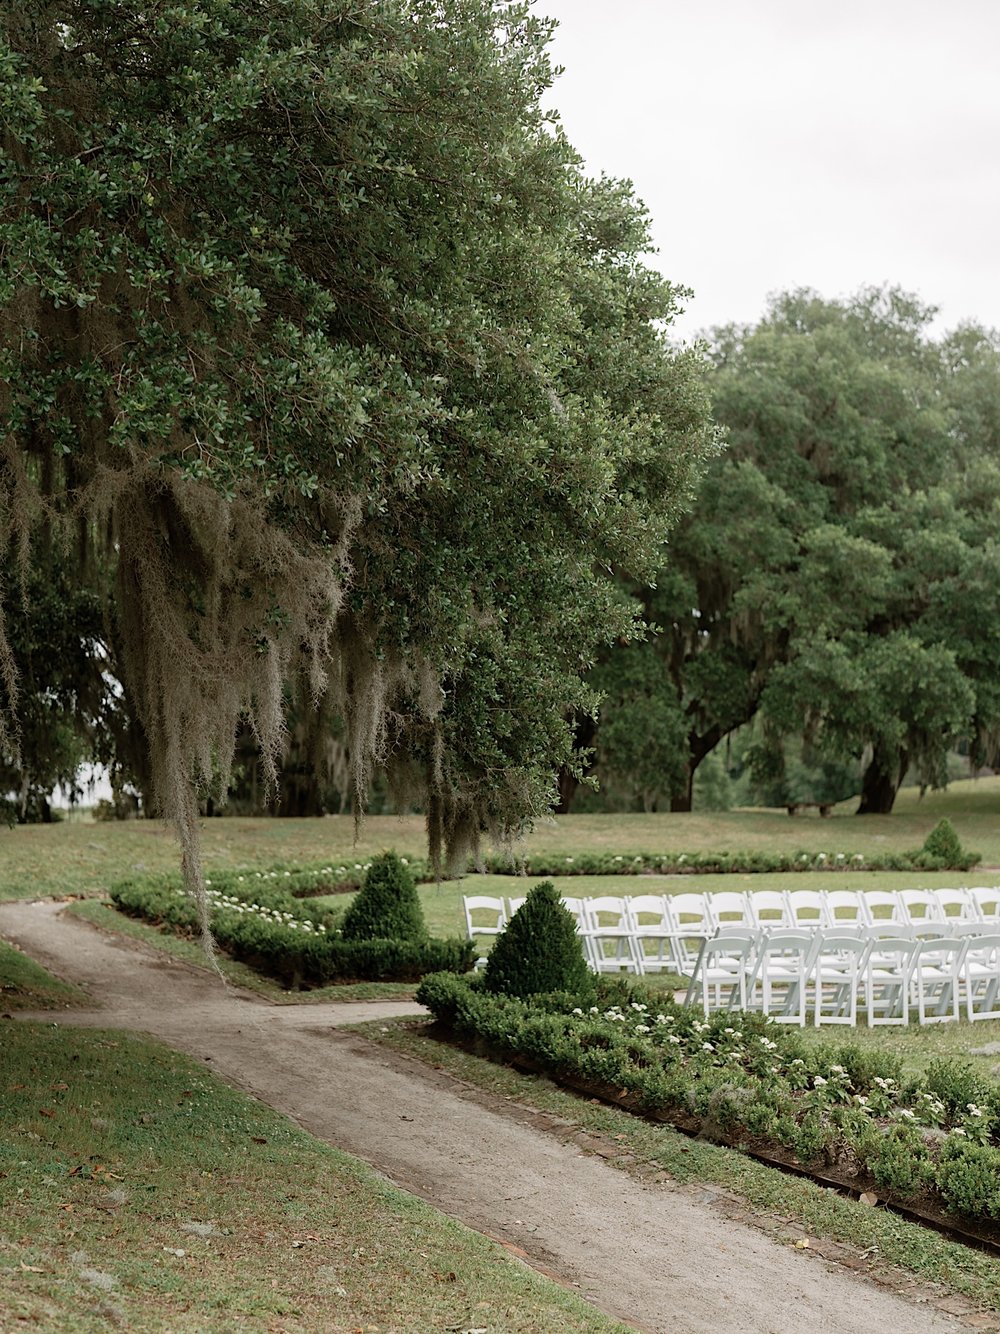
[0,939,87,1012]
[6,785,1000,1328]
[0,774,998,904]
[0,1022,627,1334]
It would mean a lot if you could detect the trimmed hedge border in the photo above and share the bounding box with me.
[109,875,474,988]
[416,971,1000,1239]
[159,845,982,900]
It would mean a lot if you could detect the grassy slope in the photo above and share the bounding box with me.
[0,939,86,1011]
[0,1023,626,1334]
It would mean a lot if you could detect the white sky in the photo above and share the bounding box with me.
[537,0,1000,341]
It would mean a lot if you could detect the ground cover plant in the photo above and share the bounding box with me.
[0,1022,627,1333]
[417,971,1000,1234]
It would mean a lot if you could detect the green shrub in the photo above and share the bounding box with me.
[110,871,473,987]
[925,1059,988,1119]
[482,881,592,999]
[936,1139,1000,1219]
[912,817,980,871]
[867,1125,932,1198]
[340,852,426,942]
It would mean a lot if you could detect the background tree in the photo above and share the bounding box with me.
[583,290,1000,814]
[0,2,714,888]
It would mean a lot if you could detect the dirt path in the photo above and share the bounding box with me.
[0,900,970,1334]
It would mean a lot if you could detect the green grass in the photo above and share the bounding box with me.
[0,939,86,1011]
[368,1019,1000,1313]
[0,1023,627,1334]
[1,774,998,905]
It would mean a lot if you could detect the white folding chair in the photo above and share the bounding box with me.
[898,888,946,926]
[708,891,755,931]
[914,936,965,1024]
[864,937,920,1026]
[463,895,508,969]
[746,931,814,1025]
[785,889,829,930]
[748,890,793,930]
[825,889,870,927]
[582,896,641,974]
[664,892,714,973]
[863,890,908,927]
[560,896,594,967]
[627,895,675,974]
[961,934,1000,1020]
[684,932,758,1015]
[970,887,1000,924]
[811,933,868,1027]
[934,888,982,923]
[506,895,527,918]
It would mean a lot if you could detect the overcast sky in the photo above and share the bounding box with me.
[537,0,1000,342]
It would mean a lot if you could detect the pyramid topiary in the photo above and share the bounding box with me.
[482,881,592,998]
[918,817,978,870]
[341,852,426,942]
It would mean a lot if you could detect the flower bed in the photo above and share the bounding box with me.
[110,875,474,988]
[417,972,1000,1238]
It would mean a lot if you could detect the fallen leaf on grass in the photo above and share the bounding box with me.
[38,1108,56,1119]
[20,1263,45,1273]
[432,1271,458,1282]
[794,1238,810,1250]
[859,1192,878,1207]
[49,1083,69,1092]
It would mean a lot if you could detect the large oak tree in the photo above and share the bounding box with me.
[0,2,714,889]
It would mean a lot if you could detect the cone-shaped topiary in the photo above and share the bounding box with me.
[920,818,968,868]
[341,852,426,942]
[482,880,592,998]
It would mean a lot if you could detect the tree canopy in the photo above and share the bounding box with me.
[0,2,715,877]
[586,289,1000,814]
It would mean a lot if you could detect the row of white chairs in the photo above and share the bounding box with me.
[685,927,1000,1027]
[463,887,1000,977]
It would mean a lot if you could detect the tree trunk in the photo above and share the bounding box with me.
[669,764,694,812]
[857,745,906,814]
[553,715,597,815]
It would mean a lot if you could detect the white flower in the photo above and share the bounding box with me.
[968,1103,983,1117]
[855,1095,868,1106]
[571,1007,583,1016]
[589,1006,599,1014]
[636,1025,651,1034]
[952,1127,967,1137]
[898,1108,916,1121]
[702,1042,714,1052]
[668,1035,682,1045]
[813,1076,827,1088]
